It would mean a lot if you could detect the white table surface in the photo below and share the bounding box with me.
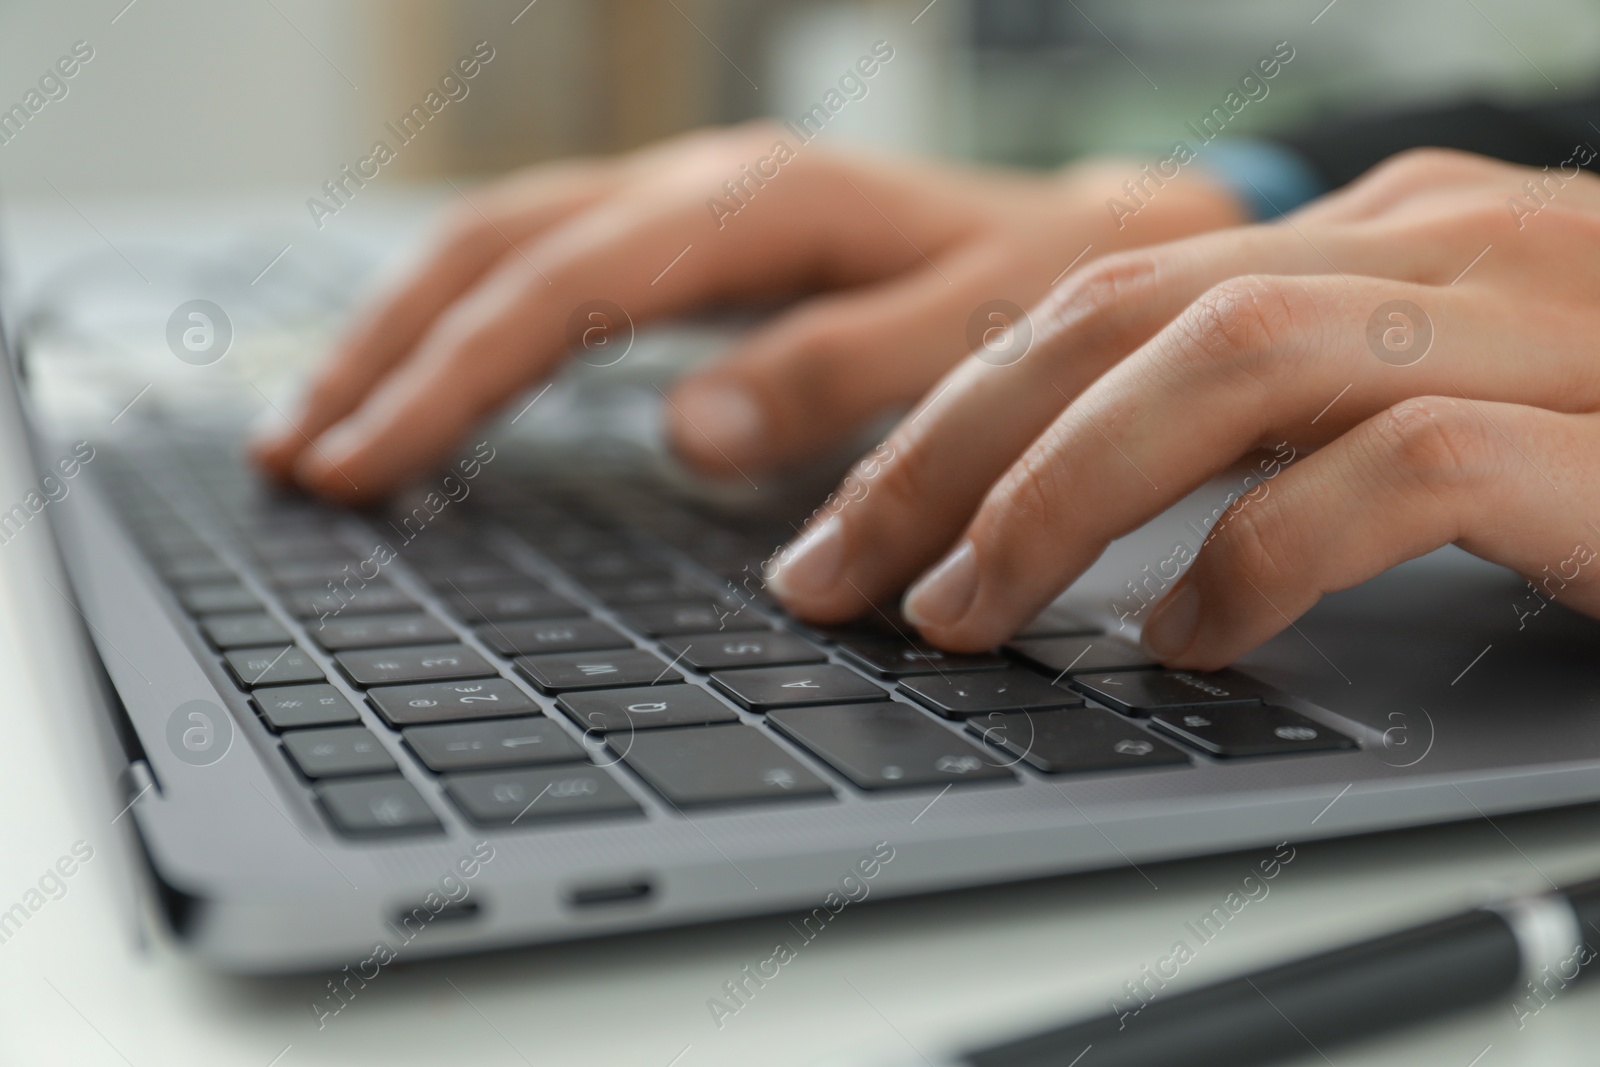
[5,194,1600,1067]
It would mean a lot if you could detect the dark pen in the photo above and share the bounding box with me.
[846,877,1600,1067]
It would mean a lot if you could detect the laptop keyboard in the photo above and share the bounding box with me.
[91,440,1359,839]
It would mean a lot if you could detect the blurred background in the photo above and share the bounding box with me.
[4,0,1600,463]
[2,0,1598,197]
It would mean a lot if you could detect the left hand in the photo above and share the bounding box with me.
[765,148,1600,667]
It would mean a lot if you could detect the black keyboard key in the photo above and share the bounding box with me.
[769,704,1015,790]
[515,646,684,697]
[559,551,673,582]
[515,649,681,693]
[224,645,325,687]
[556,685,739,733]
[709,664,885,712]
[1150,705,1358,758]
[404,718,585,771]
[368,678,539,726]
[179,582,261,614]
[282,726,397,777]
[335,643,495,686]
[614,601,769,637]
[473,618,631,656]
[200,612,291,649]
[317,778,442,836]
[284,584,418,619]
[659,631,825,671]
[587,576,709,606]
[446,585,579,622]
[414,561,523,589]
[898,669,1085,718]
[1071,669,1272,716]
[619,724,833,806]
[444,766,641,826]
[802,606,912,643]
[966,709,1190,774]
[1016,605,1102,638]
[838,640,1007,678]
[1006,635,1158,676]
[253,683,360,730]
[309,612,455,651]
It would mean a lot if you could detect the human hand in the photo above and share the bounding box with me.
[251,123,1244,502]
[764,148,1600,668]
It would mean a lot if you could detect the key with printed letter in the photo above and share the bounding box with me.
[1070,669,1273,716]
[658,631,825,671]
[367,678,539,726]
[556,684,740,733]
[446,584,579,623]
[838,640,1007,678]
[1006,635,1158,676]
[310,613,455,651]
[335,644,496,687]
[614,601,769,637]
[709,664,886,712]
[253,683,360,730]
[515,649,682,693]
[473,618,632,657]
[282,726,397,778]
[224,645,325,688]
[898,669,1085,718]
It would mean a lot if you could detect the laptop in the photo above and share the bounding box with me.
[9,214,1600,976]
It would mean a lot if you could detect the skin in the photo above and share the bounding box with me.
[767,148,1600,666]
[251,123,1244,496]
[256,128,1600,669]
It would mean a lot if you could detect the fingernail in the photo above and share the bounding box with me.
[767,516,844,601]
[670,382,764,460]
[903,541,979,629]
[1141,579,1201,661]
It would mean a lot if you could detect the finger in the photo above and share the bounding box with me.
[1142,398,1600,668]
[291,154,964,502]
[895,271,1589,651]
[252,162,618,479]
[1292,148,1535,224]
[765,218,1484,622]
[666,242,1020,478]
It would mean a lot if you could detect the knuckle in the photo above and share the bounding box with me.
[1041,252,1161,339]
[1367,396,1495,490]
[1361,147,1492,190]
[864,436,941,523]
[1446,197,1524,239]
[1207,499,1289,588]
[1526,202,1600,244]
[1162,276,1302,387]
[988,447,1066,537]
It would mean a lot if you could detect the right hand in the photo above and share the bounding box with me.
[252,123,1246,503]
